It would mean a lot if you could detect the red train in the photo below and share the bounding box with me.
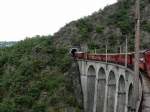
[71,48,150,78]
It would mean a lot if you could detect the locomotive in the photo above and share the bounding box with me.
[70,48,150,78]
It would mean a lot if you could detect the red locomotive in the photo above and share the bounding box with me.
[71,48,150,78]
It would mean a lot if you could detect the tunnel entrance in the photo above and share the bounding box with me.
[87,65,96,112]
[96,68,106,112]
[106,71,116,112]
[117,76,126,112]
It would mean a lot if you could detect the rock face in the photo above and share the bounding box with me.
[67,59,84,111]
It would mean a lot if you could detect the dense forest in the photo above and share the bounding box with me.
[0,36,81,112]
[1,0,150,112]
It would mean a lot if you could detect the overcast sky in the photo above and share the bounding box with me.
[0,0,117,41]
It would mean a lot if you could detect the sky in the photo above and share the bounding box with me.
[0,0,117,41]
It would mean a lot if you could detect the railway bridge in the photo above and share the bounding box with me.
[76,58,150,112]
[71,0,150,111]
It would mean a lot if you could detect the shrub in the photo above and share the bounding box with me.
[96,25,104,33]
[14,95,33,108]
[32,103,47,112]
[143,21,150,33]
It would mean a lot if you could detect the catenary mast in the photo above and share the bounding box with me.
[134,0,140,111]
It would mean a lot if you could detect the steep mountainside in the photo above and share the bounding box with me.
[53,0,150,52]
[0,0,150,112]
[0,37,82,112]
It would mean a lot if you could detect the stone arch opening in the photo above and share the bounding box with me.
[128,84,133,112]
[87,65,96,112]
[96,67,106,112]
[106,70,116,112]
[117,75,126,112]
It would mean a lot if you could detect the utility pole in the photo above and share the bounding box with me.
[125,35,128,67]
[133,0,140,111]
[105,39,108,63]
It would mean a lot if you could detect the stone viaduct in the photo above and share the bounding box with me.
[76,59,150,112]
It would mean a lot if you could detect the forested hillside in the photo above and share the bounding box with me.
[53,0,150,52]
[0,36,81,112]
[1,0,150,112]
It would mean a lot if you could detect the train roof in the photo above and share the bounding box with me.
[87,53,133,55]
[74,49,150,55]
[82,50,150,55]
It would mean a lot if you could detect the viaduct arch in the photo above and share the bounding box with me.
[77,60,143,112]
[127,84,133,112]
[117,75,126,112]
[106,71,116,112]
[96,67,106,112]
[87,65,96,112]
